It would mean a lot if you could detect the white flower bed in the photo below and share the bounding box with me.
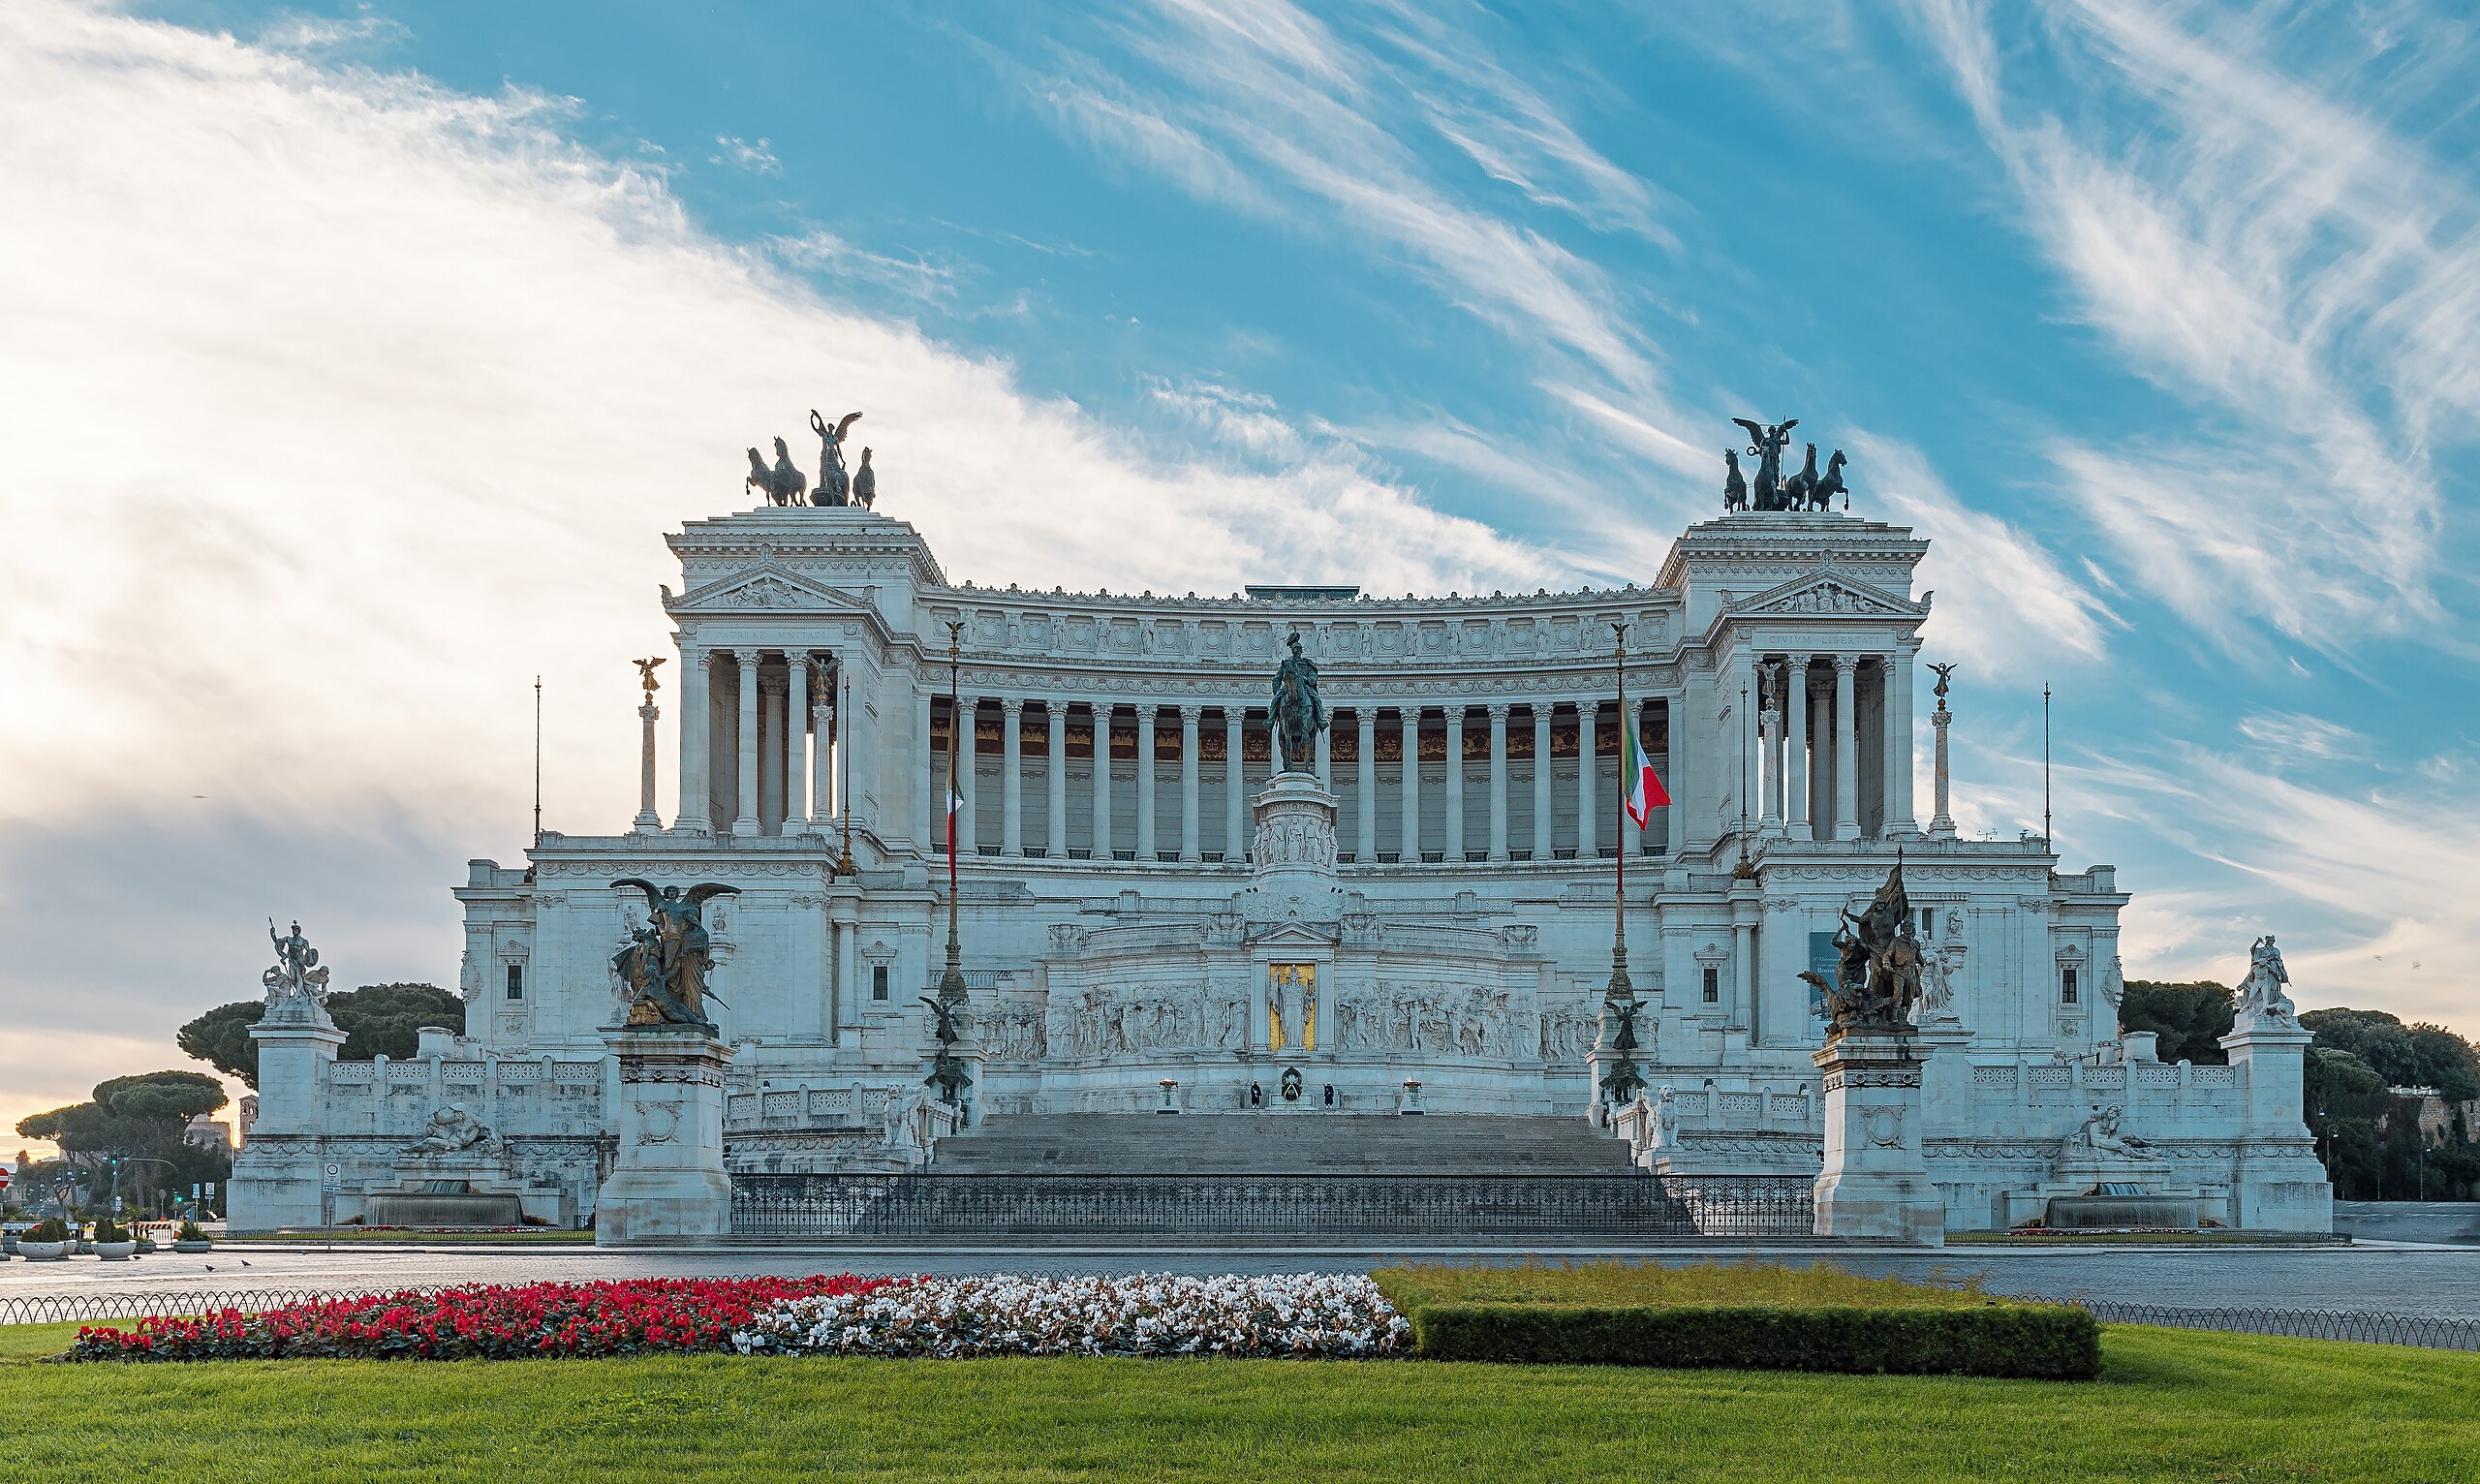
[732,1272,1410,1359]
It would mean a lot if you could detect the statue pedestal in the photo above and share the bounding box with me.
[1239,771,1341,922]
[596,1029,734,1245]
[1812,1028,1943,1246]
[2217,1013,2332,1231]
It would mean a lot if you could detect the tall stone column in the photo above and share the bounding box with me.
[1531,705,1554,859]
[955,696,979,854]
[1812,1028,1942,1246]
[1785,658,1811,840]
[1736,648,1759,848]
[1886,643,1918,837]
[673,646,711,835]
[1046,699,1069,859]
[1136,706,1158,860]
[733,653,760,837]
[830,899,860,1033]
[1833,655,1861,842]
[1399,707,1421,861]
[1225,708,1247,861]
[1486,703,1510,861]
[1732,913,1757,1033]
[1356,708,1378,862]
[1091,703,1114,860]
[913,683,932,850]
[811,697,834,831]
[1758,665,1783,837]
[1575,700,1597,858]
[1000,697,1025,856]
[760,670,788,834]
[1929,686,1956,839]
[596,1029,734,1245]
[786,657,810,832]
[1662,692,1685,856]
[635,701,662,832]
[1443,706,1466,861]
[1179,704,1202,861]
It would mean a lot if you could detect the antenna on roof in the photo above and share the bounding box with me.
[533,675,543,850]
[2041,682,2053,850]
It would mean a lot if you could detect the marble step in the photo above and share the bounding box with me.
[935,1113,1639,1174]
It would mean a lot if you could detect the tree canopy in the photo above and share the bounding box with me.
[177,982,466,1089]
[2118,980,2234,1066]
[2299,1007,2480,1100]
[16,1070,227,1161]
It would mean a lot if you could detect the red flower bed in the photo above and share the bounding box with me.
[66,1275,901,1362]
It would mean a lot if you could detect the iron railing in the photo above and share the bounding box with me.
[728,1172,1815,1240]
[0,1286,450,1327]
[2074,1300,2480,1351]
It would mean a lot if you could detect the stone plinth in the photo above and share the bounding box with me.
[1812,1028,1943,1246]
[2217,1013,2334,1231]
[229,1007,348,1231]
[596,1029,734,1245]
[1239,771,1340,923]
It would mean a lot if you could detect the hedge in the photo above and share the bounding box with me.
[1406,1303,2099,1380]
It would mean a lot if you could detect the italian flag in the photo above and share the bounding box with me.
[1623,722,1670,827]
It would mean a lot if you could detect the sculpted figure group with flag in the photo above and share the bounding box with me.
[1799,859,1928,1035]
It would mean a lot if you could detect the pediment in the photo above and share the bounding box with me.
[1245,919,1337,947]
[665,564,861,615]
[1728,570,1922,619]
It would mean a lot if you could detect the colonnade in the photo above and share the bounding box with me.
[1740,647,1916,843]
[939,695,1674,866]
[670,647,846,837]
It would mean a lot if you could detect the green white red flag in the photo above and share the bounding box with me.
[1623,721,1669,827]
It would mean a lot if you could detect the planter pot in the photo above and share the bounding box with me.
[96,1241,138,1260]
[76,1240,95,1254]
[19,1241,70,1261]
[172,1240,212,1253]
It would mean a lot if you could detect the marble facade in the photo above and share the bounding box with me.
[231,500,2331,1233]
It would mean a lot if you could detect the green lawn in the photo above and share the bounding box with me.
[4,1322,2474,1481]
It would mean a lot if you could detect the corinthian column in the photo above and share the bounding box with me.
[673,646,711,835]
[1886,644,1918,838]
[732,654,760,837]
[1179,703,1202,862]
[1356,708,1377,862]
[1136,706,1158,860]
[1046,699,1068,858]
[1575,700,1597,858]
[1225,707,1246,861]
[1091,703,1114,859]
[1000,696,1025,856]
[1833,655,1861,842]
[1399,707,1421,861]
[635,698,662,833]
[1532,705,1553,859]
[786,656,811,832]
[1443,706,1467,862]
[955,696,978,854]
[1786,658,1811,841]
[1486,702,1510,862]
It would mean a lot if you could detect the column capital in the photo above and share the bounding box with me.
[1832,653,1860,676]
[700,647,730,666]
[1485,701,1511,722]
[1178,702,1203,723]
[999,696,1024,718]
[759,672,789,696]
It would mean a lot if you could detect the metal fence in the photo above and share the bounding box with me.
[2075,1300,2480,1351]
[0,1286,449,1327]
[728,1172,1816,1241]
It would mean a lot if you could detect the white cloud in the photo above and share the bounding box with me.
[709,134,780,176]
[773,230,955,304]
[0,0,1557,1140]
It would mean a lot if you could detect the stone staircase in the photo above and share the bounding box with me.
[934,1113,1638,1175]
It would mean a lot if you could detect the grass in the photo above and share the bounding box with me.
[1373,1259,2000,1314]
[1,1321,2474,1480]
[246,1228,596,1244]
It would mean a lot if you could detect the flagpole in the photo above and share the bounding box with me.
[1606,620,1630,1000]
[938,621,966,1004]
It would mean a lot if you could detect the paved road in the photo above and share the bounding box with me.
[7,1241,2478,1317]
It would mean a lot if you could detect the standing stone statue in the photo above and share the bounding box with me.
[607,881,741,1029]
[2237,935,2297,1023]
[1269,632,1327,774]
[810,410,862,504]
[262,918,333,1014]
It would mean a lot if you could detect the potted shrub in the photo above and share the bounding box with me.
[92,1217,138,1261]
[172,1220,212,1254]
[20,1218,72,1261]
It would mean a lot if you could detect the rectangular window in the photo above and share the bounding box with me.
[1701,966,1720,1005]
[2061,967,2079,1005]
[504,964,524,1001]
[872,965,890,1002]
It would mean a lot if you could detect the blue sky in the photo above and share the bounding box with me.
[3,0,2475,1143]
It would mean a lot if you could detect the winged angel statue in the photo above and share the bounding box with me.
[609,879,741,1030]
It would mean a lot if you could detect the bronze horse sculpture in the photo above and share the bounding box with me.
[746,438,808,507]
